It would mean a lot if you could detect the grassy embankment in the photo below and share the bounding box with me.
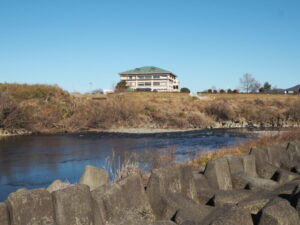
[1,83,300,133]
[189,128,300,168]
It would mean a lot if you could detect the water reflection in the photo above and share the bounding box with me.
[0,130,254,201]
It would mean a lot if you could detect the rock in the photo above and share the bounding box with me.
[204,157,233,190]
[213,189,253,207]
[223,155,244,175]
[104,212,154,225]
[16,188,27,192]
[92,174,154,225]
[250,148,269,165]
[208,208,253,225]
[7,188,55,225]
[52,184,94,225]
[193,171,211,191]
[153,222,177,225]
[271,168,300,185]
[291,164,300,174]
[237,190,275,214]
[250,148,279,179]
[106,216,176,225]
[168,193,213,225]
[287,142,300,168]
[258,198,300,225]
[197,189,218,205]
[201,205,253,225]
[232,172,279,190]
[146,164,198,219]
[273,180,300,196]
[294,188,300,217]
[47,179,71,193]
[257,163,279,180]
[115,165,150,186]
[79,165,108,190]
[242,155,258,177]
[267,144,290,169]
[0,202,9,225]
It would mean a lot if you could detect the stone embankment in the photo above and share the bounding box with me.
[1,142,300,225]
[0,128,31,137]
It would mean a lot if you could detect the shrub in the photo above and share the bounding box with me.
[180,87,190,93]
[219,89,225,93]
[90,89,104,94]
[0,83,69,101]
[0,91,17,127]
[187,112,212,128]
[115,80,128,92]
[227,89,232,93]
[204,100,236,121]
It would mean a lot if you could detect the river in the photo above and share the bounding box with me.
[0,129,257,201]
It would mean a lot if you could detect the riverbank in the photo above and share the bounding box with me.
[189,128,300,168]
[1,141,300,225]
[0,128,256,202]
[0,128,31,137]
[1,83,300,135]
[0,126,298,138]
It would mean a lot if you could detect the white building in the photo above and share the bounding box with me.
[119,66,180,92]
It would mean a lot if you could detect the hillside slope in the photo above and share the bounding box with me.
[1,83,300,134]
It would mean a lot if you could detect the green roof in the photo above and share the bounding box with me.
[119,66,175,75]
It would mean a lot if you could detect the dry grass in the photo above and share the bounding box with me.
[200,93,299,101]
[1,83,300,132]
[189,129,300,168]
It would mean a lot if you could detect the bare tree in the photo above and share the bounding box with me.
[240,73,261,93]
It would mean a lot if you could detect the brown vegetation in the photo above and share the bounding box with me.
[189,129,300,168]
[1,83,300,133]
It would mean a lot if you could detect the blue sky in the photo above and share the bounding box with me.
[0,0,299,93]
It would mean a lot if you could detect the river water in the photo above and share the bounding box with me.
[0,129,257,201]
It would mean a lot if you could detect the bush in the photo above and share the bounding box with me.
[180,87,190,93]
[0,83,69,101]
[91,89,103,94]
[204,100,236,121]
[207,89,212,93]
[0,91,17,127]
[115,80,128,92]
[227,89,232,93]
[219,89,225,93]
[187,112,212,128]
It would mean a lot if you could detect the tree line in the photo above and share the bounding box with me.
[203,73,274,94]
[239,73,272,93]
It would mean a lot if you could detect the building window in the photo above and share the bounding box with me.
[153,75,160,79]
[160,75,167,78]
[145,75,152,79]
[138,82,145,86]
[160,82,167,86]
[153,82,160,86]
[145,82,151,86]
[138,76,145,79]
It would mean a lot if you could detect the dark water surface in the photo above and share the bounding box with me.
[0,130,256,201]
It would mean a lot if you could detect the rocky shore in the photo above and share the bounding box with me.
[1,142,300,225]
[0,128,31,137]
[0,123,299,138]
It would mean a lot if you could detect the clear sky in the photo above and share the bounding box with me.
[0,0,299,93]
